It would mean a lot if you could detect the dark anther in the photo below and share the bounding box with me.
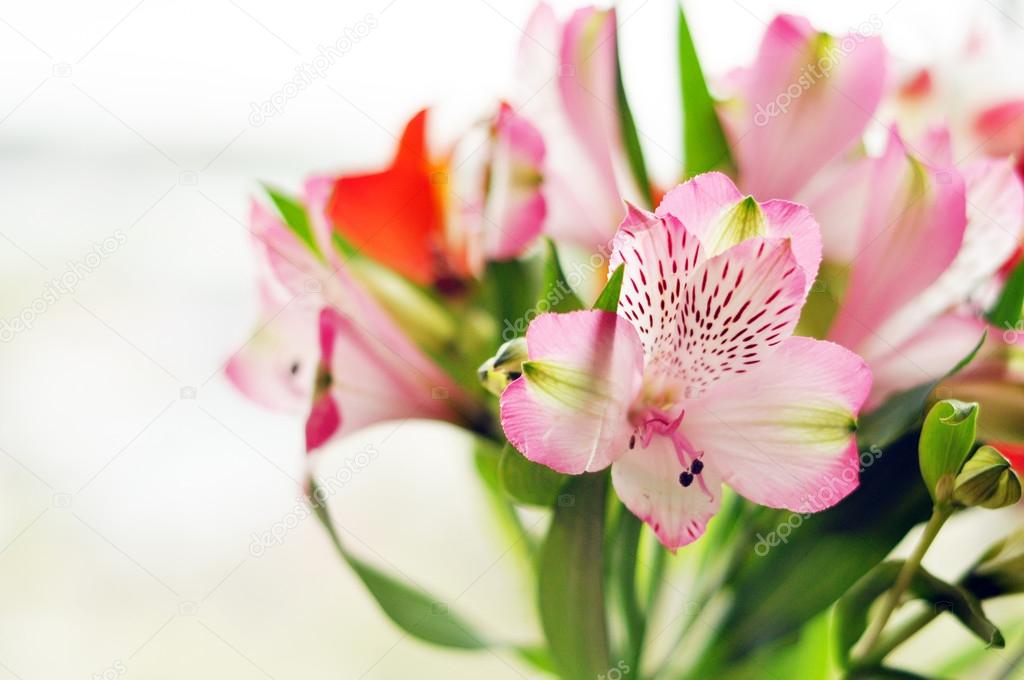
[679,471,694,487]
[691,458,704,475]
[629,434,636,449]
[290,361,301,376]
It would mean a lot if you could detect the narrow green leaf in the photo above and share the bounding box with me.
[698,433,932,670]
[498,442,570,507]
[615,41,653,207]
[311,481,488,649]
[677,3,734,178]
[538,473,611,679]
[265,186,320,257]
[986,258,1024,328]
[593,264,625,312]
[484,258,541,342]
[541,239,585,313]
[919,399,979,503]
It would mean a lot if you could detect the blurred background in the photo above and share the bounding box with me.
[1,0,1022,677]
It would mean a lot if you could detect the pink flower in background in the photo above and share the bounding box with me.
[718,14,886,201]
[512,3,645,252]
[447,102,547,276]
[499,173,870,549]
[226,190,464,452]
[810,127,1024,406]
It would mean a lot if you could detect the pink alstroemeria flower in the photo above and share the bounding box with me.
[719,14,886,200]
[226,184,464,452]
[811,127,1024,406]
[448,102,547,276]
[512,3,644,251]
[499,173,871,550]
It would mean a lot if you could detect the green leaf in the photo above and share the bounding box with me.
[484,258,541,342]
[698,433,932,671]
[615,39,653,207]
[677,4,734,178]
[986,258,1024,328]
[311,480,488,649]
[857,332,986,450]
[541,239,585,313]
[537,473,611,679]
[265,185,321,257]
[919,399,979,503]
[593,264,625,312]
[848,668,935,680]
[498,442,570,507]
[835,560,1004,668]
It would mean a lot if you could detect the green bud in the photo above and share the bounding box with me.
[477,338,528,396]
[919,399,979,505]
[953,445,1023,509]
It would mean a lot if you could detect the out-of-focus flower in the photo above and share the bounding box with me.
[883,22,1024,175]
[226,190,465,452]
[511,3,644,251]
[717,14,886,201]
[325,106,546,288]
[499,173,870,550]
[305,306,463,451]
[447,103,547,277]
[808,128,1023,406]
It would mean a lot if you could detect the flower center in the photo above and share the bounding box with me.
[630,408,713,498]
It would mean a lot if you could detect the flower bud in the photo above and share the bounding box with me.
[477,338,528,396]
[953,445,1023,509]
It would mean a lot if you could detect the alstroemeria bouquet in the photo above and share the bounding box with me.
[229,4,1024,679]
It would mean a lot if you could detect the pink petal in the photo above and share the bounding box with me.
[250,200,322,296]
[671,237,806,396]
[656,173,822,290]
[610,204,704,366]
[512,5,634,251]
[829,128,967,353]
[558,7,621,208]
[683,336,870,512]
[305,394,341,452]
[612,434,722,550]
[482,103,547,261]
[307,307,459,451]
[499,311,644,474]
[867,314,987,408]
[729,14,886,199]
[225,285,318,414]
[869,157,1023,351]
[796,153,872,263]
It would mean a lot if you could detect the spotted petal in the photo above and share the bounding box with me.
[611,435,722,550]
[611,204,704,368]
[671,237,806,396]
[656,172,822,292]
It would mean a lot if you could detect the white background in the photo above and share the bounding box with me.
[1,0,1022,678]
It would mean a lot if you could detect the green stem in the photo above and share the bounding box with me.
[858,506,951,656]
[858,607,939,668]
[615,512,646,674]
